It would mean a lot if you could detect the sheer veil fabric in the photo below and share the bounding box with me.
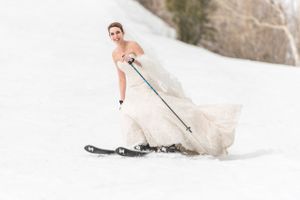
[136,55,188,99]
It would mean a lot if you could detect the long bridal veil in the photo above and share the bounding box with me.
[135,54,190,99]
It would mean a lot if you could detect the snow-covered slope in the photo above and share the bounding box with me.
[0,0,300,199]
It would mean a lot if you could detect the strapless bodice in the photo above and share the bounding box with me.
[117,60,151,87]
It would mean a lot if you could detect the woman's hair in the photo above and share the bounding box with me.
[107,22,124,33]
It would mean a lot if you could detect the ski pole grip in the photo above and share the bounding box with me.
[128,58,135,65]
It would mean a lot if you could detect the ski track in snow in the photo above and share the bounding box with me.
[0,0,300,199]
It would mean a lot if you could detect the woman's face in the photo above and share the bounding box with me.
[109,27,124,43]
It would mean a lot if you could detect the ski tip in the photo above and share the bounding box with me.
[115,147,148,157]
[84,145,95,153]
[115,147,126,156]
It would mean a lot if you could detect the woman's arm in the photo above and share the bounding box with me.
[131,41,144,56]
[117,67,126,101]
[113,53,126,101]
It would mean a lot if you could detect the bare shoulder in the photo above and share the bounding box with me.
[128,41,142,48]
[128,41,144,55]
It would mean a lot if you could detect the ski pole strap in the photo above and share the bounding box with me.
[128,62,192,133]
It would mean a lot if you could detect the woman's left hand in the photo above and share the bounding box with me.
[122,54,134,63]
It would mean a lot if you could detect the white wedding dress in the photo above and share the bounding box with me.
[117,55,241,156]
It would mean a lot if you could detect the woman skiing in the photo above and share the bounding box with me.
[108,22,241,156]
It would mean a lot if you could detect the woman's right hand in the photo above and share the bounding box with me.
[119,100,124,110]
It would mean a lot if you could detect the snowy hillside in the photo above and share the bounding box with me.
[0,0,300,199]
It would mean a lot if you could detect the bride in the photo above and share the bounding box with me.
[109,22,242,156]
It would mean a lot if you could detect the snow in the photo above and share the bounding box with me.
[1,0,300,199]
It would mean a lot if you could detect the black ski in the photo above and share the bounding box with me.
[115,147,148,157]
[84,145,115,155]
[84,145,149,157]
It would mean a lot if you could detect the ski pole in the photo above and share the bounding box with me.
[127,59,192,133]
